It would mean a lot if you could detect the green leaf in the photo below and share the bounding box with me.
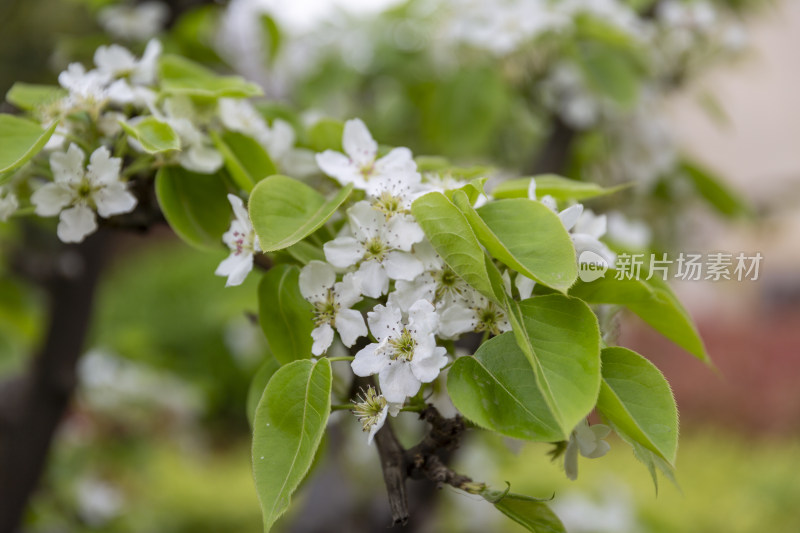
[448,295,601,440]
[159,54,263,98]
[306,118,344,152]
[257,265,314,365]
[411,192,497,303]
[608,418,678,494]
[211,130,277,192]
[492,175,629,201]
[596,347,678,464]
[680,160,752,218]
[247,355,281,428]
[569,275,710,363]
[0,115,59,173]
[260,14,283,63]
[575,40,640,108]
[459,196,577,293]
[284,240,325,265]
[154,166,231,251]
[6,83,66,111]
[249,175,353,252]
[482,490,566,533]
[252,358,332,533]
[120,117,181,154]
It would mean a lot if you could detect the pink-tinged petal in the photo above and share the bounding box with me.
[323,236,363,269]
[95,182,136,218]
[385,215,424,251]
[382,251,424,281]
[311,324,335,356]
[334,308,367,347]
[438,304,477,338]
[334,272,362,308]
[50,144,85,184]
[31,183,73,216]
[558,204,583,231]
[366,302,403,342]
[342,118,377,167]
[351,343,389,376]
[357,260,389,298]
[410,344,447,383]
[379,362,421,403]
[299,260,335,302]
[374,147,416,175]
[57,204,97,243]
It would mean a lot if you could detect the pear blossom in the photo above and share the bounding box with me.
[564,419,611,481]
[58,63,113,111]
[299,261,367,355]
[0,188,19,222]
[156,97,223,174]
[218,98,271,143]
[95,40,161,86]
[31,144,136,243]
[438,290,511,339]
[98,1,168,41]
[323,201,425,298]
[316,118,418,196]
[352,300,448,403]
[215,194,260,287]
[351,386,401,444]
[391,253,470,314]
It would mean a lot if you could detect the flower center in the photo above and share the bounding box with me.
[313,291,338,326]
[475,302,506,336]
[373,191,403,217]
[359,163,375,180]
[389,328,416,361]
[435,267,463,302]
[364,237,387,260]
[352,387,387,432]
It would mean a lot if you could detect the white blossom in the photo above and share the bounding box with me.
[31,144,136,242]
[98,1,169,41]
[564,419,611,481]
[352,300,448,403]
[215,194,260,287]
[606,212,652,250]
[316,118,418,196]
[438,290,511,339]
[299,261,367,355]
[0,188,19,222]
[323,201,425,298]
[351,386,401,444]
[94,39,161,86]
[58,63,113,111]
[156,97,223,174]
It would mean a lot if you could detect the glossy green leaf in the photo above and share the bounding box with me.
[462,197,577,293]
[0,115,58,173]
[249,175,353,252]
[120,117,181,153]
[483,490,566,533]
[257,265,314,365]
[154,166,231,251]
[307,118,344,152]
[448,295,601,440]
[597,347,678,464]
[411,192,497,302]
[284,240,325,265]
[681,161,752,218]
[492,175,629,201]
[252,358,331,533]
[6,83,66,111]
[570,276,710,362]
[159,54,263,98]
[212,130,277,192]
[247,355,281,428]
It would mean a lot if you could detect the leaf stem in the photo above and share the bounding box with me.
[330,403,353,411]
[327,356,354,362]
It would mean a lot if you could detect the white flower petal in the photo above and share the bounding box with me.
[383,251,424,282]
[351,343,389,376]
[559,204,584,231]
[334,272,362,308]
[342,118,377,167]
[408,299,439,337]
[527,178,537,200]
[87,147,122,185]
[515,274,536,300]
[366,302,403,342]
[94,44,137,77]
[356,260,389,298]
[379,361,421,403]
[315,151,361,186]
[311,323,335,355]
[215,251,253,287]
[385,215,424,251]
[57,204,97,243]
[334,308,367,347]
[347,201,382,242]
[31,183,73,216]
[181,145,223,174]
[410,344,448,384]
[299,260,335,302]
[94,182,137,218]
[367,405,388,445]
[50,144,85,184]
[564,435,580,481]
[438,304,477,338]
[323,236,364,269]
[374,147,416,175]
